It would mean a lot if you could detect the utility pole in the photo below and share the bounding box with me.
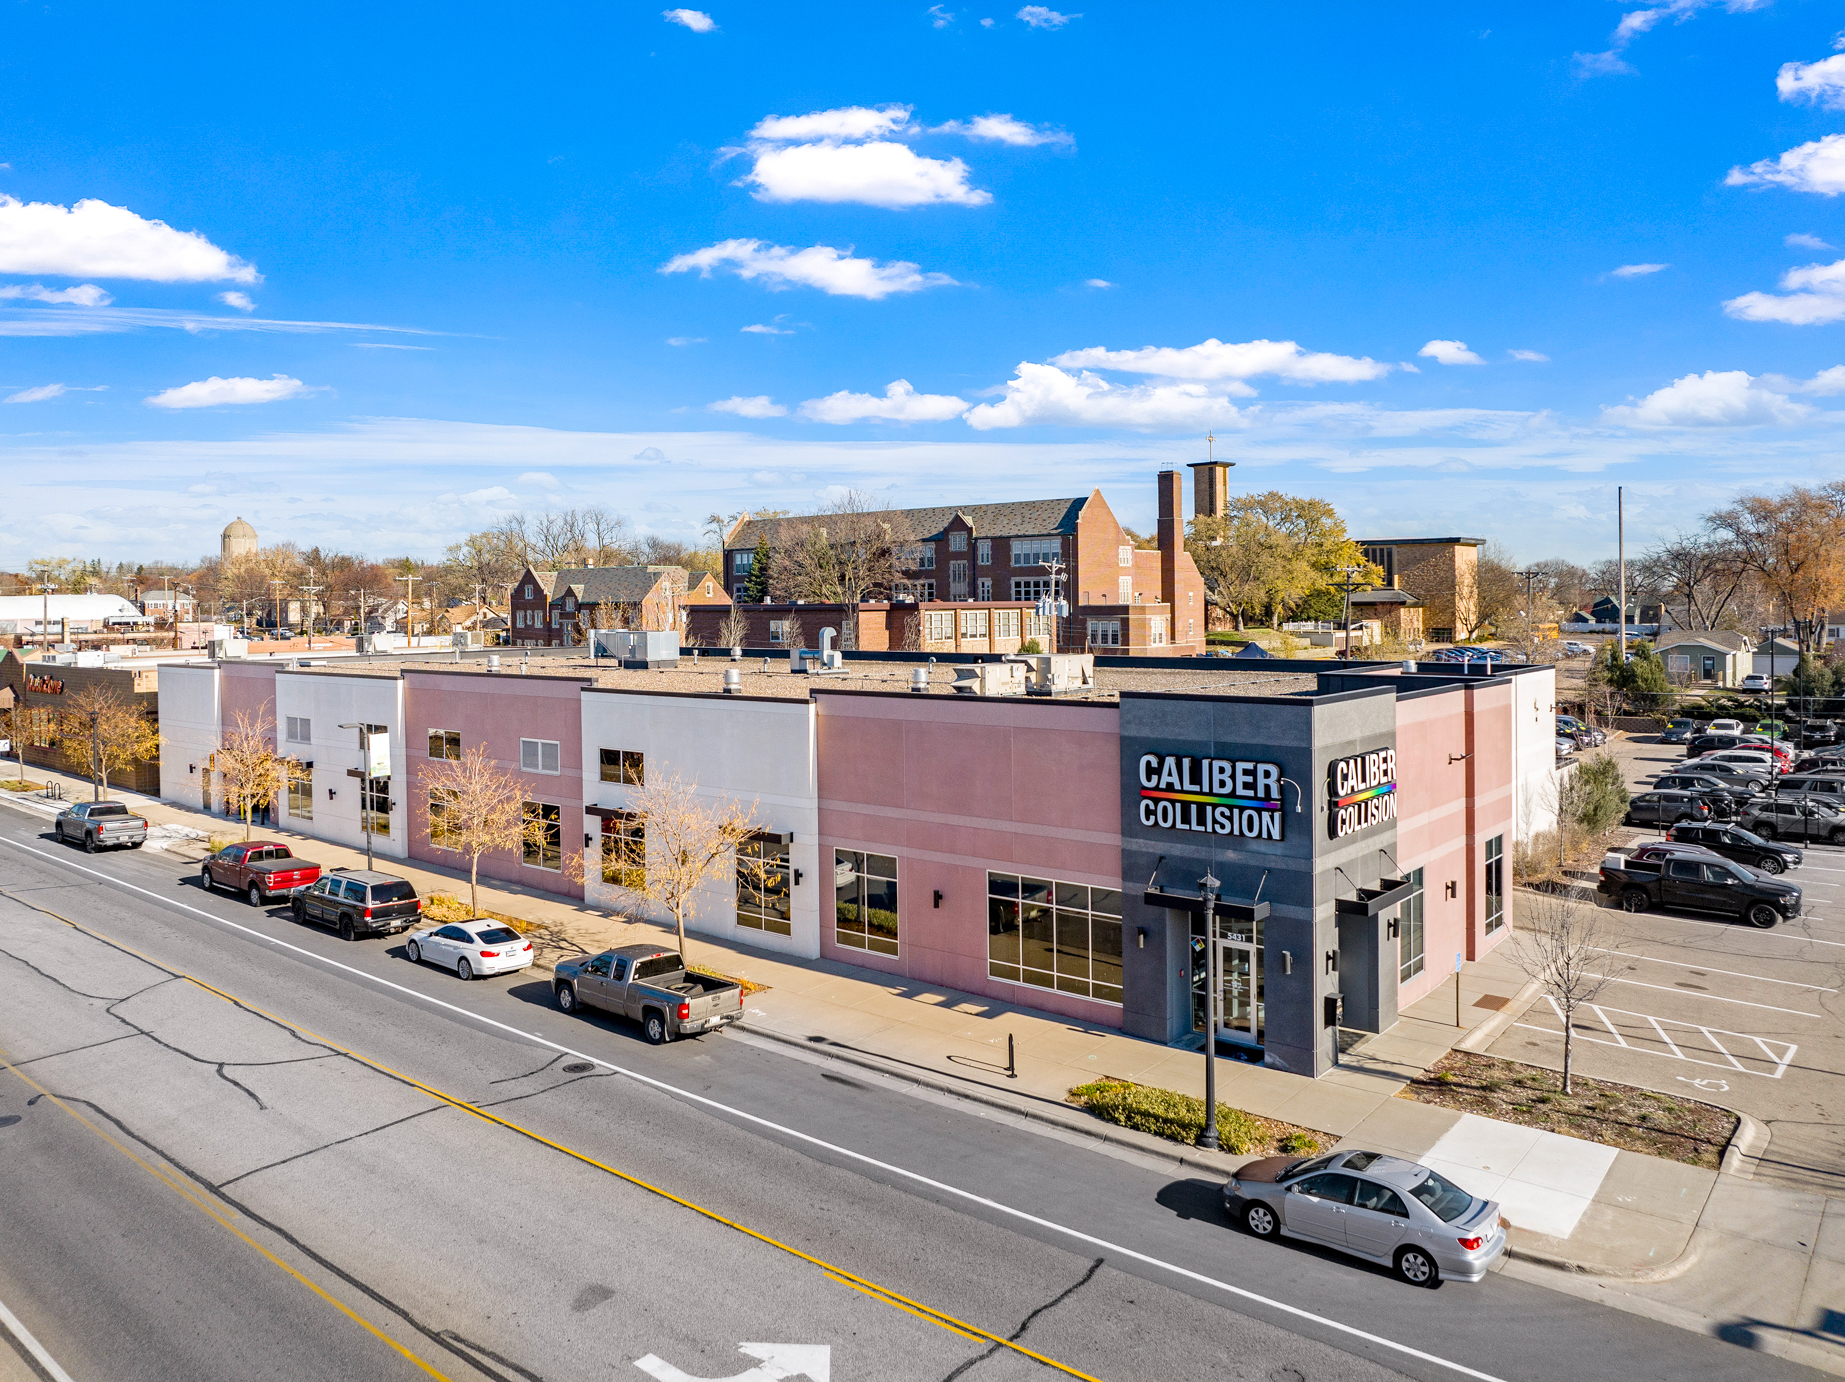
[1195,868,1221,1152]
[396,572,419,640]
[1333,565,1365,659]
[1617,486,1627,673]
[299,567,322,651]
[269,578,286,639]
[1514,569,1540,654]
[37,582,57,653]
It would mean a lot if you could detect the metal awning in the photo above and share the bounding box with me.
[1142,887,1270,923]
[1334,877,1417,916]
[584,805,637,820]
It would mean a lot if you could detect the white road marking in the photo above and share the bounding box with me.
[1581,971,1820,1016]
[1585,945,1837,991]
[1516,995,1798,1079]
[0,1294,77,1382]
[634,1342,829,1382]
[0,831,1510,1382]
[1630,912,1845,948]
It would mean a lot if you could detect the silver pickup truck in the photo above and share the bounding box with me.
[552,944,744,1044]
[54,800,149,852]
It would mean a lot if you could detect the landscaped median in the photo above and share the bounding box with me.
[1402,1051,1737,1168]
[1068,1077,1327,1157]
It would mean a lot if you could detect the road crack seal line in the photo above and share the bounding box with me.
[0,1064,525,1382]
[941,1258,1105,1382]
[488,1052,568,1084]
[0,833,1514,1382]
[214,1062,269,1111]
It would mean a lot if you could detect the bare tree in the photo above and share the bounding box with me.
[780,611,805,652]
[717,607,749,650]
[1509,892,1622,1095]
[1634,533,1750,630]
[768,491,897,650]
[212,707,281,839]
[58,686,163,800]
[419,745,544,918]
[590,770,763,960]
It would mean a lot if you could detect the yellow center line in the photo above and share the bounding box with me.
[0,1052,453,1381]
[14,902,1107,1382]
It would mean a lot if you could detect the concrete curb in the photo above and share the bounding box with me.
[1720,1110,1766,1180]
[1455,977,1543,1054]
[1505,1233,1704,1283]
[729,1019,1253,1180]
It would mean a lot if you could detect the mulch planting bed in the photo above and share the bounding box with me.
[1402,1050,1737,1168]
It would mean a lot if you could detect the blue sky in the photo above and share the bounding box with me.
[5,1,1845,567]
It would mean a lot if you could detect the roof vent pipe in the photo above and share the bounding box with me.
[723,667,742,694]
[910,666,929,693]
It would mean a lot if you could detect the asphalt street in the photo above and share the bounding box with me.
[0,805,1821,1382]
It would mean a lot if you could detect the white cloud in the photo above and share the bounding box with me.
[516,471,562,489]
[964,363,1245,431]
[708,395,788,418]
[1778,52,1845,109]
[1017,5,1078,28]
[741,322,793,334]
[1418,339,1485,366]
[144,374,314,409]
[1727,133,1845,196]
[799,380,970,424]
[1052,336,1389,386]
[933,113,1073,146]
[1787,232,1834,249]
[665,336,706,346]
[4,383,67,403]
[0,194,258,282]
[217,291,256,311]
[1508,349,1550,362]
[0,305,437,339]
[1084,278,1113,289]
[1761,364,1845,395]
[1724,257,1845,324]
[662,238,955,299]
[929,4,954,26]
[0,282,111,306]
[353,342,435,350]
[741,140,989,207]
[980,16,995,26]
[1571,50,1634,77]
[662,8,715,32]
[749,105,913,143]
[1611,262,1669,277]
[1603,369,1814,428]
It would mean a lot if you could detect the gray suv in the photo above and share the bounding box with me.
[1741,796,1845,845]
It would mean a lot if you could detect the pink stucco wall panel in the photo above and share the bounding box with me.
[815,693,1126,1027]
[404,672,590,899]
[220,663,278,740]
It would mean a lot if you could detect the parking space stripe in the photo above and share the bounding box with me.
[1584,972,1820,1016]
[1520,998,1798,1079]
[1587,946,1837,991]
[1644,1015,1685,1061]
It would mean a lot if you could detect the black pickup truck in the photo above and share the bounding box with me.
[1598,851,1801,929]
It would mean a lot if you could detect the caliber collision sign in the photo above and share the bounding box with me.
[1137,754,1285,840]
[1328,749,1396,839]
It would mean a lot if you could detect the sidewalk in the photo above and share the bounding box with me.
[5,762,1844,1370]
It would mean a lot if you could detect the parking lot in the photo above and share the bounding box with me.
[1489,729,1845,1193]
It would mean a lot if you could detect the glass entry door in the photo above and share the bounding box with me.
[1219,917,1264,1045]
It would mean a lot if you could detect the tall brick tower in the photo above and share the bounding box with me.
[1158,469,1182,611]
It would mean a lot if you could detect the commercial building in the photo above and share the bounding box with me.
[158,650,1553,1081]
[1356,538,1484,643]
[509,566,686,648]
[720,472,1208,657]
[0,648,163,793]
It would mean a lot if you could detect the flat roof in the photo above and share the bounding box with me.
[1355,537,1487,547]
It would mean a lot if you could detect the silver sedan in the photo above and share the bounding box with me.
[1224,1148,1506,1286]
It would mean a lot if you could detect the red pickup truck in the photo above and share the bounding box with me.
[201,841,322,907]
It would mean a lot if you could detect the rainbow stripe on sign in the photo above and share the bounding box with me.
[1139,789,1281,810]
[1332,781,1396,809]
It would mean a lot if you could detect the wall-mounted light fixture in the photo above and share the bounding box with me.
[1448,752,1473,764]
[1445,879,1457,899]
[584,833,593,849]
[1282,950,1293,975]
[793,869,803,886]
[188,763,196,774]
[1387,917,1400,939]
[1324,949,1338,975]
[933,889,943,909]
[328,788,337,800]
[1136,927,1146,949]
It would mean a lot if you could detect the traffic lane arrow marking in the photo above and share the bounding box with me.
[633,1343,829,1382]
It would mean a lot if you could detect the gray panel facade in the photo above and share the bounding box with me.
[1118,686,1400,1078]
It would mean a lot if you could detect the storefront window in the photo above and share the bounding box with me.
[835,850,898,955]
[1397,867,1425,982]
[600,813,644,888]
[523,800,561,870]
[988,873,1122,1004]
[1484,836,1504,932]
[362,779,390,837]
[737,836,792,936]
[287,761,313,821]
[428,788,453,848]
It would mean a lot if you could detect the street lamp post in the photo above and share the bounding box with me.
[1196,868,1222,1151]
[340,721,374,869]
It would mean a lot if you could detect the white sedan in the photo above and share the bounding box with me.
[405,922,534,980]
